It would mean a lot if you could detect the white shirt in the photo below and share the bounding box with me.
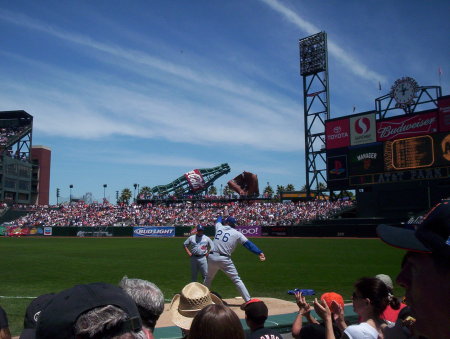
[344,322,379,339]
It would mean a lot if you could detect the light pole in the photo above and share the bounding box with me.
[69,184,73,203]
[103,184,107,201]
[133,183,138,203]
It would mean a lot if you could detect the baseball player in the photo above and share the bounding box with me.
[203,212,265,304]
[184,225,214,282]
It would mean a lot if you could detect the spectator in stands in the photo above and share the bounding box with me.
[314,277,396,339]
[169,282,223,338]
[6,199,354,228]
[19,293,54,339]
[35,282,146,339]
[377,200,450,339]
[119,276,165,338]
[0,306,11,339]
[383,306,417,339]
[374,274,405,322]
[188,304,245,339]
[243,298,283,339]
[292,291,346,339]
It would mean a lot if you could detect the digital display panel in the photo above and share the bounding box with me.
[348,143,383,175]
[384,135,434,171]
[434,132,450,166]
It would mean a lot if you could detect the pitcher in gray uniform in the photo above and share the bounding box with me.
[184,225,214,282]
[204,213,266,303]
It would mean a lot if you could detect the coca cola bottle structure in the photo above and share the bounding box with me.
[149,163,231,197]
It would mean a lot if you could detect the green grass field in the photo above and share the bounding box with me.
[0,237,406,336]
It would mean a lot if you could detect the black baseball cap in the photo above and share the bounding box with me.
[20,293,54,339]
[35,282,142,339]
[377,200,450,259]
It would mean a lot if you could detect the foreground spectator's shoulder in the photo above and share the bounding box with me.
[0,305,8,328]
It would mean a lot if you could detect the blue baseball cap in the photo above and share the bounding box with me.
[224,216,237,226]
[196,225,205,231]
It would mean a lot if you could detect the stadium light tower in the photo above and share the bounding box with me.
[299,31,329,198]
[133,183,138,202]
[69,184,73,203]
[103,184,107,201]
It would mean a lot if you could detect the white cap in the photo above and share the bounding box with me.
[375,274,393,290]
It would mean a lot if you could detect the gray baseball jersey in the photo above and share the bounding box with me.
[184,234,213,255]
[212,222,248,256]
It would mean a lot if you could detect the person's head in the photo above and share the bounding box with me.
[377,200,450,339]
[224,216,237,228]
[169,282,223,332]
[20,293,54,339]
[75,305,146,339]
[351,277,392,319]
[375,274,401,310]
[188,304,245,339]
[242,299,268,330]
[196,225,205,234]
[35,282,144,339]
[119,276,164,332]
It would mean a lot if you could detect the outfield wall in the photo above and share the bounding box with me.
[1,221,386,238]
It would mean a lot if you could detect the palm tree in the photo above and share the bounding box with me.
[223,185,233,197]
[285,184,295,192]
[208,185,217,195]
[264,184,274,197]
[276,185,285,197]
[120,188,132,205]
[139,186,152,199]
[316,182,327,191]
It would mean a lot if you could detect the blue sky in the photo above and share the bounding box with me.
[0,0,448,204]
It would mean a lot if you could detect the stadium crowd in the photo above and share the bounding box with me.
[6,199,354,227]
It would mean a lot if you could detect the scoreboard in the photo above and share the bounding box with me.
[326,95,450,190]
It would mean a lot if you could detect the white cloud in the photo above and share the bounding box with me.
[258,0,387,84]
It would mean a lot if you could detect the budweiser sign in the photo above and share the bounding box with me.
[184,169,206,192]
[377,111,438,141]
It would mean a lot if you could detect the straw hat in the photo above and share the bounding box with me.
[169,282,223,330]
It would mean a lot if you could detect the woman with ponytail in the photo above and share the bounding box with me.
[375,274,406,322]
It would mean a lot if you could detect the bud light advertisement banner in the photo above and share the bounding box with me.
[184,169,206,192]
[325,118,350,149]
[133,226,175,237]
[376,111,438,141]
[236,226,261,237]
[350,113,376,146]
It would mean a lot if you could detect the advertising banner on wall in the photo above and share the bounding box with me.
[327,154,348,180]
[377,111,438,142]
[438,96,450,132]
[236,226,261,237]
[325,118,350,149]
[350,113,377,146]
[348,143,383,175]
[133,226,175,237]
